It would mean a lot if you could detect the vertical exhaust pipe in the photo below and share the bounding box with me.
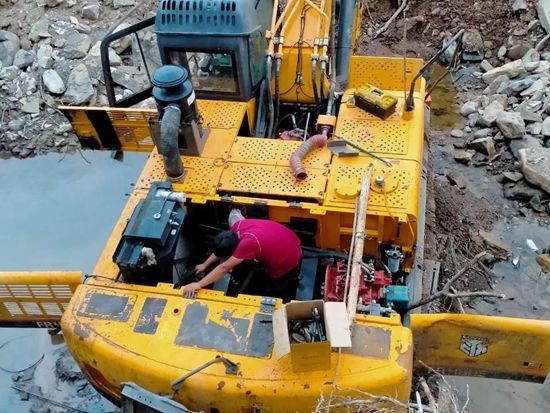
[335,0,357,82]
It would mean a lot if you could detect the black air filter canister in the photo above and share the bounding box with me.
[151,64,205,155]
[152,65,200,126]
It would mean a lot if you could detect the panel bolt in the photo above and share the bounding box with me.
[374,176,385,187]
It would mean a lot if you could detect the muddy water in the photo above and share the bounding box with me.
[428,65,461,131]
[429,69,550,412]
[0,151,148,412]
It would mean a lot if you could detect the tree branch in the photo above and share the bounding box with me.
[373,0,409,38]
[420,377,438,413]
[444,291,505,299]
[407,251,487,310]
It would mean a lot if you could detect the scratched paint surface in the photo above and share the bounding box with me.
[0,152,148,411]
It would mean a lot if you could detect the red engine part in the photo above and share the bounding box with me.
[323,260,392,304]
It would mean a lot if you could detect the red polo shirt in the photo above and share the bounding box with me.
[230,219,302,278]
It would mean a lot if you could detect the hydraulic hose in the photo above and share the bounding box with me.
[161,104,184,182]
[266,56,275,138]
[254,79,267,137]
[311,58,321,116]
[320,60,326,111]
[289,134,327,180]
[274,58,281,137]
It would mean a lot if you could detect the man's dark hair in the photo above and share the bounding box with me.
[212,231,239,258]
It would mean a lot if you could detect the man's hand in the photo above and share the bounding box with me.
[195,263,208,274]
[183,282,201,298]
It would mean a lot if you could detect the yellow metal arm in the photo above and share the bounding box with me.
[0,271,81,327]
[412,313,550,383]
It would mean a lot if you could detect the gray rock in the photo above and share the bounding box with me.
[45,0,63,7]
[496,112,525,139]
[7,118,25,131]
[524,61,540,72]
[21,96,40,114]
[75,24,92,34]
[446,171,467,189]
[474,128,492,138]
[479,95,490,108]
[522,49,540,65]
[537,0,550,33]
[497,45,507,60]
[64,64,94,104]
[61,33,91,59]
[512,0,528,12]
[42,69,65,94]
[469,137,496,156]
[520,78,546,96]
[108,48,122,66]
[28,20,50,42]
[542,52,550,61]
[468,112,480,127]
[0,30,21,67]
[508,96,519,105]
[461,30,484,62]
[110,23,132,54]
[510,136,542,159]
[478,100,504,127]
[503,171,524,182]
[454,149,475,164]
[508,43,531,60]
[534,61,550,73]
[517,100,543,113]
[527,122,543,135]
[480,60,494,72]
[37,44,53,60]
[113,0,136,8]
[489,94,508,107]
[110,66,149,93]
[501,78,534,95]
[12,50,35,70]
[520,147,550,192]
[542,117,550,136]
[531,90,544,101]
[0,65,20,80]
[464,126,472,133]
[518,109,543,123]
[82,4,100,20]
[37,56,53,69]
[483,74,510,95]
[477,231,511,259]
[504,180,547,201]
[451,129,464,138]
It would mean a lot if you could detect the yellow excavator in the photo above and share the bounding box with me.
[2,0,550,411]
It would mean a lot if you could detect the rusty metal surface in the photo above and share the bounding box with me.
[133,297,167,335]
[342,325,391,360]
[175,302,273,358]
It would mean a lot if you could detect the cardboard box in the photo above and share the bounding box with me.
[272,300,352,373]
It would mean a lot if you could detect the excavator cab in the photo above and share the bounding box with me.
[101,0,272,108]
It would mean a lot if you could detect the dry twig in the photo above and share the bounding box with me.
[407,252,488,310]
[373,0,409,38]
[419,377,437,413]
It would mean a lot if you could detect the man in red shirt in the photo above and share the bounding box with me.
[182,209,302,298]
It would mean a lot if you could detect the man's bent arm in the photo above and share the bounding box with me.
[202,253,219,268]
[197,256,243,287]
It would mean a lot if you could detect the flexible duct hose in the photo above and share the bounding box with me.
[161,104,185,182]
[289,134,327,180]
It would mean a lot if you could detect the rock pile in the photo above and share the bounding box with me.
[0,11,156,159]
[455,57,550,212]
